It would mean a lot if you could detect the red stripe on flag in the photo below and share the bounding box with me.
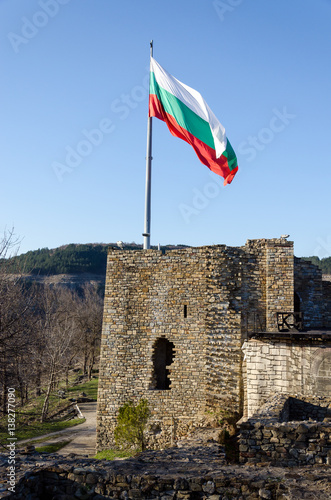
[149,94,238,186]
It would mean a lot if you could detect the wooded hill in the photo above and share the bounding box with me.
[3,244,109,275]
[0,243,188,276]
[1,243,330,276]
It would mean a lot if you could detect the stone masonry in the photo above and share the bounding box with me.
[3,451,331,499]
[97,238,331,451]
[97,245,243,450]
[239,393,331,466]
[242,340,331,417]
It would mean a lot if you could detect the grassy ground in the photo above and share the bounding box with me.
[94,449,134,460]
[66,377,98,400]
[0,417,86,444]
[0,376,97,444]
[35,440,72,453]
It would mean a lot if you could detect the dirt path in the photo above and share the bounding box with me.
[17,402,97,457]
[57,402,97,457]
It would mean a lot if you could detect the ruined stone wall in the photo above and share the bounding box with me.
[239,239,269,419]
[240,240,267,336]
[239,394,331,466]
[97,237,331,451]
[7,453,331,499]
[294,257,324,329]
[97,239,303,450]
[97,247,244,451]
[240,239,294,417]
[323,279,331,327]
[265,241,294,331]
[240,238,294,334]
[243,339,331,417]
[203,246,242,413]
[242,253,331,419]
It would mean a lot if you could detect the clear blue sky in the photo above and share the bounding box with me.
[1,0,330,258]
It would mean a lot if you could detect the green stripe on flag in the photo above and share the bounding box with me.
[150,72,215,151]
[223,139,238,171]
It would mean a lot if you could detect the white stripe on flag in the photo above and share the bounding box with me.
[151,57,227,158]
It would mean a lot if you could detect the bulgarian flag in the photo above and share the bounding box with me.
[149,57,238,186]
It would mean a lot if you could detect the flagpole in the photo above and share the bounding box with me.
[143,40,153,250]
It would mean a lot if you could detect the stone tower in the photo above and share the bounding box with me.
[96,238,331,450]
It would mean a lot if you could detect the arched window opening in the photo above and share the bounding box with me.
[151,338,174,390]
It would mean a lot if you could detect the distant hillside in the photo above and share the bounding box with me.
[1,244,108,275]
[0,242,189,276]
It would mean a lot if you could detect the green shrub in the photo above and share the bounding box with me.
[114,399,150,452]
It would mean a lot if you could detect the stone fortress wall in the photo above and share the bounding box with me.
[97,238,331,451]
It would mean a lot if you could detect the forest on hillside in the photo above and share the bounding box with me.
[0,242,188,275]
[1,244,109,275]
[0,240,330,276]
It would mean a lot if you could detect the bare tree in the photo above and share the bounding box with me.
[36,286,78,422]
[0,229,103,422]
[74,284,103,380]
[0,228,37,415]
[0,227,21,261]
